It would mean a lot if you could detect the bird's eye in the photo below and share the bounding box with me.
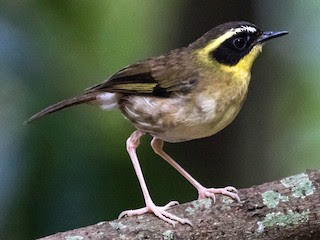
[233,37,247,50]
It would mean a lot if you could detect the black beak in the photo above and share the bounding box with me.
[256,31,289,44]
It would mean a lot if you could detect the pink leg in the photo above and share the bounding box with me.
[118,130,191,226]
[151,138,241,203]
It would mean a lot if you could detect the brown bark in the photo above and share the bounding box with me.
[38,169,320,240]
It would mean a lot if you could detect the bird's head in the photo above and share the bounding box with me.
[193,21,288,75]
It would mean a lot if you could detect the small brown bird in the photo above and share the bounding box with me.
[27,21,288,226]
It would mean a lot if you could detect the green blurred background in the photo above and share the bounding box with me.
[1,0,320,239]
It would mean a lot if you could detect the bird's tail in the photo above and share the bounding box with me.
[25,92,98,124]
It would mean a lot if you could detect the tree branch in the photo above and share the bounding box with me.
[38,169,320,240]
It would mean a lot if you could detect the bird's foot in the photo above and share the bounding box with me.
[118,200,192,226]
[197,186,241,203]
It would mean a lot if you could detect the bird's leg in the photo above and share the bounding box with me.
[118,130,191,226]
[151,138,241,203]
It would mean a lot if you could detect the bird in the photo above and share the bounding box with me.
[26,21,288,226]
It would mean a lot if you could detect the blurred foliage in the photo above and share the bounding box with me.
[0,0,320,239]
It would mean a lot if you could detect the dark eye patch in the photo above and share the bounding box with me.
[210,30,261,66]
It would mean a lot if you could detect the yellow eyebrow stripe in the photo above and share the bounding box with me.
[196,30,236,63]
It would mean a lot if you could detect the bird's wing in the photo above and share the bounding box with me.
[86,49,196,97]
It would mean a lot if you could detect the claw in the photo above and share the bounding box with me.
[224,186,238,193]
[163,201,179,208]
[198,186,241,203]
[118,206,149,219]
[118,201,192,226]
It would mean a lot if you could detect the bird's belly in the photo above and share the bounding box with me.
[120,94,243,143]
[155,104,241,142]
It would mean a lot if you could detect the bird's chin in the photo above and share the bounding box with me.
[253,44,264,51]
